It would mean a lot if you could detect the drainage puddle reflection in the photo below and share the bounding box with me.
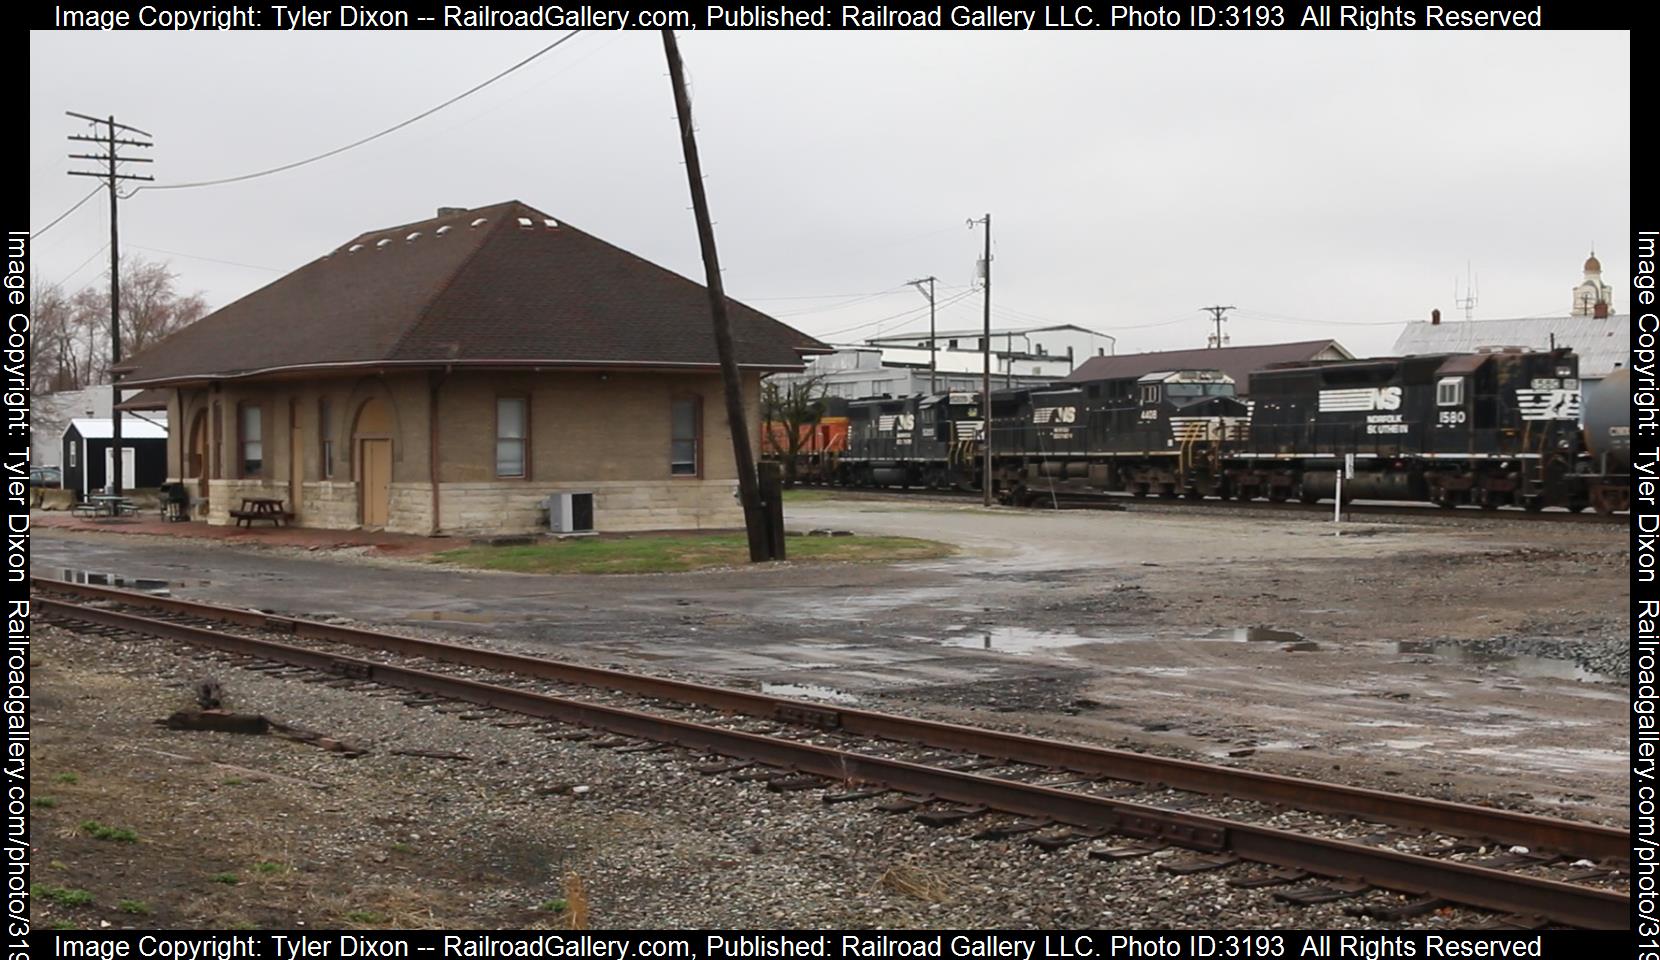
[760,682,860,704]
[1397,640,1616,684]
[934,626,1102,654]
[57,569,195,595]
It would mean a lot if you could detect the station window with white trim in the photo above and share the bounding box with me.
[1436,377,1463,406]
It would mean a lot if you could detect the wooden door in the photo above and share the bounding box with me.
[288,402,304,519]
[360,438,391,528]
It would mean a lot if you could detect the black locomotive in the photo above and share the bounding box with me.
[809,347,1616,512]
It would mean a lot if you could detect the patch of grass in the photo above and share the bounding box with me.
[32,796,56,808]
[117,900,150,916]
[54,773,79,784]
[432,532,951,575]
[345,910,387,924]
[32,884,93,906]
[49,922,79,931]
[253,861,285,875]
[537,898,568,913]
[389,843,413,855]
[221,777,244,786]
[209,873,240,885]
[80,821,138,843]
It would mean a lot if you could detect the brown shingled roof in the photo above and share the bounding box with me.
[1063,339,1352,394]
[118,201,828,386]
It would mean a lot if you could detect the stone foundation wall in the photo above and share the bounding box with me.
[438,480,741,535]
[299,481,359,529]
[386,483,436,535]
[203,479,288,525]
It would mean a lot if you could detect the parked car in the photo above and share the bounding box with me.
[29,465,62,488]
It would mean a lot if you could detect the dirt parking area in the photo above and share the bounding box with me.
[30,495,1629,850]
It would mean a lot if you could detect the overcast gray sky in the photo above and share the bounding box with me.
[29,29,1630,358]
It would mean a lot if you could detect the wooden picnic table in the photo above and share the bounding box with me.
[77,495,135,518]
[230,496,288,528]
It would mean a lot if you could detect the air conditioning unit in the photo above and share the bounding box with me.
[541,491,595,536]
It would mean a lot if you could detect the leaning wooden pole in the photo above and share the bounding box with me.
[662,29,769,562]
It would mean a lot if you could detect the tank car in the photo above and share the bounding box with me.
[1579,366,1630,514]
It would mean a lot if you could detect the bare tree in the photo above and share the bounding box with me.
[761,374,828,487]
[30,255,207,392]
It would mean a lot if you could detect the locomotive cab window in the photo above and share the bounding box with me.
[1436,377,1464,407]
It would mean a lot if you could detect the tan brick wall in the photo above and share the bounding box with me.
[171,368,766,535]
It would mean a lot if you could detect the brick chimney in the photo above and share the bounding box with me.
[1594,300,1610,319]
[436,206,466,217]
[1431,308,1441,325]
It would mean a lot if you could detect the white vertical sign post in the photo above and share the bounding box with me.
[1335,453,1355,533]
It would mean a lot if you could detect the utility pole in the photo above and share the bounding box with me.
[969,215,992,507]
[661,31,771,562]
[68,112,152,498]
[907,276,937,393]
[1202,304,1233,349]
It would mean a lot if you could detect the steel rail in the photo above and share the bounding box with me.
[820,486,1622,522]
[30,577,1627,862]
[36,596,1629,929]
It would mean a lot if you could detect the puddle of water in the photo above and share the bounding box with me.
[1395,640,1616,684]
[933,625,1096,654]
[760,682,860,704]
[1208,626,1305,643]
[58,569,184,595]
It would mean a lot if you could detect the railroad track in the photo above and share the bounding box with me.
[809,485,1626,524]
[33,577,1630,929]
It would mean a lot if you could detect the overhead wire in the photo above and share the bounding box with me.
[136,31,580,192]
[816,287,980,340]
[33,186,103,238]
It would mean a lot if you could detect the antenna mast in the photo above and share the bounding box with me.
[1454,262,1479,321]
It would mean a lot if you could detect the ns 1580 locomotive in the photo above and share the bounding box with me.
[803,347,1622,513]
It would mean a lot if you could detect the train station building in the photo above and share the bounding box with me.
[114,201,826,535]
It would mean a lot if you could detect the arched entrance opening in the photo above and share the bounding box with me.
[353,397,393,529]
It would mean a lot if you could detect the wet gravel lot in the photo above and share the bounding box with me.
[32,495,1630,838]
[31,619,1523,930]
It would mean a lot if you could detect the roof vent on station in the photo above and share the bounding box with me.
[347,243,364,254]
[376,238,393,249]
[435,225,453,236]
[470,218,487,228]
[406,231,422,242]
[436,206,467,217]
[516,217,534,229]
[543,218,559,229]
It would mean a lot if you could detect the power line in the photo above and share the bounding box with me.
[58,242,112,285]
[33,186,103,237]
[817,287,978,340]
[771,287,907,318]
[1232,307,1404,327]
[138,31,580,192]
[128,244,278,272]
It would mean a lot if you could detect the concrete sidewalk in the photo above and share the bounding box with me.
[29,509,451,557]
